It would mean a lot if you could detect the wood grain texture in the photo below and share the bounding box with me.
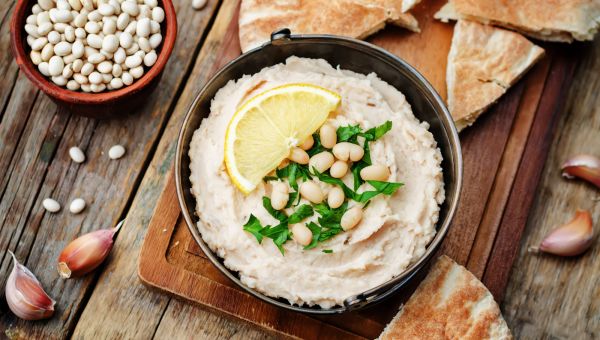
[502,39,600,339]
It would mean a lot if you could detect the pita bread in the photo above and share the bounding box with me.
[446,20,544,131]
[378,256,513,340]
[239,0,420,52]
[402,0,422,12]
[435,0,600,43]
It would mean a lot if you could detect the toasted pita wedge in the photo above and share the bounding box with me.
[239,0,420,52]
[378,256,513,340]
[402,0,422,12]
[446,20,544,131]
[435,0,600,43]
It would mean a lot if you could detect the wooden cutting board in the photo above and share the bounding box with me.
[138,1,579,338]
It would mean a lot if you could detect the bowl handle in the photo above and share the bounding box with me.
[270,28,292,45]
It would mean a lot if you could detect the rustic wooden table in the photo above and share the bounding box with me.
[0,0,598,339]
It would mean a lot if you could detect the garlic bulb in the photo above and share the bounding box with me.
[5,251,55,320]
[561,154,600,189]
[529,210,594,256]
[57,220,123,279]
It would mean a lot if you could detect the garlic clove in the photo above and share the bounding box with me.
[6,251,55,320]
[561,154,600,188]
[529,210,594,256]
[57,220,123,278]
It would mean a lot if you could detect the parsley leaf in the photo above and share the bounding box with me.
[261,223,291,254]
[337,124,363,142]
[322,249,333,254]
[304,222,322,250]
[288,204,314,224]
[312,169,402,203]
[242,214,265,243]
[276,163,311,190]
[307,133,327,156]
[285,191,299,208]
[262,197,287,223]
[362,121,392,141]
[263,176,278,182]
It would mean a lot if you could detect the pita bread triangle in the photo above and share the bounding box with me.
[377,255,513,340]
[435,0,600,43]
[239,0,420,52]
[446,20,544,131]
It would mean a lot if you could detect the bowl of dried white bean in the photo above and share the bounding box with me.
[11,0,177,118]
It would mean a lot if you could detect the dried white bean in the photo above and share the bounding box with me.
[330,160,348,178]
[37,12,50,25]
[88,71,102,84]
[73,73,88,84]
[112,63,122,77]
[81,0,94,11]
[145,0,158,8]
[121,1,140,16]
[319,124,337,149]
[81,83,91,92]
[27,14,38,25]
[32,4,43,14]
[327,186,345,209]
[129,65,144,79]
[54,41,72,56]
[52,76,68,86]
[119,31,133,48]
[113,47,126,64]
[102,73,113,83]
[69,198,86,214]
[69,146,85,163]
[136,17,151,37]
[42,198,61,213]
[66,80,80,90]
[68,0,82,11]
[72,40,84,58]
[124,20,137,34]
[38,62,50,76]
[63,53,77,64]
[41,43,54,60]
[48,56,64,76]
[62,64,73,78]
[37,22,53,35]
[81,62,94,76]
[341,206,362,231]
[50,9,73,23]
[299,181,324,204]
[38,0,54,11]
[47,30,61,44]
[143,50,157,67]
[31,37,48,51]
[332,142,364,162]
[138,37,151,52]
[53,23,68,33]
[56,0,71,10]
[72,59,83,73]
[98,3,116,16]
[125,54,142,68]
[84,21,100,34]
[103,18,117,35]
[25,24,40,37]
[108,144,126,159]
[116,12,130,30]
[87,10,102,22]
[192,0,208,10]
[102,34,119,53]
[109,77,123,89]
[91,83,106,92]
[299,135,314,150]
[88,52,106,64]
[75,27,87,39]
[86,33,103,49]
[64,26,76,42]
[30,51,43,65]
[74,12,87,27]
[148,33,161,48]
[151,7,164,22]
[121,71,133,85]
[291,224,312,247]
[150,20,160,34]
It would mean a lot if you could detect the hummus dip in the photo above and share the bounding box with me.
[189,57,445,308]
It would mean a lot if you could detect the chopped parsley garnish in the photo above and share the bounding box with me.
[245,120,402,255]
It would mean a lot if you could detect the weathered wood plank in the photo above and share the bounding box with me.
[71,0,246,338]
[502,39,600,339]
[0,2,19,121]
[0,0,221,338]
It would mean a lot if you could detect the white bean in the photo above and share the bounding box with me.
[288,147,309,165]
[332,142,364,162]
[69,146,85,163]
[66,80,80,90]
[327,186,345,209]
[53,23,68,33]
[149,33,162,49]
[88,53,106,64]
[270,182,289,210]
[37,22,53,36]
[98,61,113,73]
[101,73,113,84]
[64,26,76,42]
[75,27,87,39]
[30,51,42,65]
[125,54,142,68]
[50,9,73,23]
[84,21,100,34]
[143,50,157,67]
[112,63,122,77]
[121,1,140,16]
[113,47,126,64]
[124,20,137,35]
[103,19,117,35]
[63,53,77,64]
[360,165,390,181]
[87,10,102,22]
[150,20,160,34]
[38,62,50,76]
[299,135,314,151]
[69,198,86,214]
[42,198,61,213]
[117,13,130,30]
[319,124,337,149]
[52,76,68,86]
[31,37,48,51]
[102,34,119,53]
[72,59,83,73]
[330,160,348,178]
[145,0,158,8]
[48,56,64,76]
[62,64,74,78]
[36,12,50,25]
[25,24,40,37]
[38,0,55,11]
[47,30,61,44]
[121,71,133,85]
[54,41,72,56]
[81,83,91,92]
[72,40,84,58]
[136,17,151,38]
[341,206,362,231]
[91,83,106,92]
[138,37,151,52]
[32,5,42,14]
[129,66,144,79]
[151,7,164,22]
[98,3,116,16]
[27,14,38,25]
[88,71,102,84]
[68,0,82,11]
[110,77,123,89]
[291,224,312,247]
[192,0,208,10]
[41,44,54,61]
[299,181,324,204]
[81,0,94,11]
[308,151,334,174]
[73,73,88,84]
[81,62,94,76]
[125,42,138,55]
[108,144,126,159]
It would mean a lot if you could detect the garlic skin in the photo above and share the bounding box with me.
[561,154,600,189]
[57,220,123,279]
[6,251,55,320]
[529,210,594,256]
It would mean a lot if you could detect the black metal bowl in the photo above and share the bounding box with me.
[175,29,462,314]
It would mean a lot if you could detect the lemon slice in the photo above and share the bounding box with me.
[225,83,341,194]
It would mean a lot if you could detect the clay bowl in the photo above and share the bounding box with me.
[10,0,177,118]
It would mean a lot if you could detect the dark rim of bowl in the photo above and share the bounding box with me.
[175,32,463,314]
[10,0,177,104]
